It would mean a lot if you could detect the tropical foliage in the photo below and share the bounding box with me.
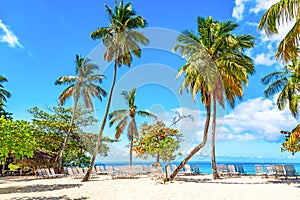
[0,116,36,175]
[281,127,300,155]
[0,76,12,120]
[262,57,300,117]
[83,0,149,181]
[133,120,182,163]
[55,54,106,171]
[109,88,156,165]
[258,0,300,63]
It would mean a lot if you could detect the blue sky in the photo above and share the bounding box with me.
[1,0,299,163]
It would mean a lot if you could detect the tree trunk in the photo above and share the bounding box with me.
[56,99,78,173]
[156,154,160,163]
[166,99,211,181]
[82,62,118,182]
[129,138,133,166]
[211,95,219,179]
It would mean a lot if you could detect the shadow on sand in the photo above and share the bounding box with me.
[0,184,82,194]
[175,176,300,185]
[9,195,88,200]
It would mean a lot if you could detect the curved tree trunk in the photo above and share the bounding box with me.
[56,99,78,173]
[166,99,211,181]
[82,62,117,182]
[211,95,219,179]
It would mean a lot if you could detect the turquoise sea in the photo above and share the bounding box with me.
[95,161,300,175]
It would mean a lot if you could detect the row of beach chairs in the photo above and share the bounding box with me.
[216,164,299,179]
[37,168,66,178]
[254,164,299,179]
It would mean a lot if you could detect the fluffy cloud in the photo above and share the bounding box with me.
[250,0,280,14]
[222,96,298,142]
[0,19,23,48]
[232,0,249,21]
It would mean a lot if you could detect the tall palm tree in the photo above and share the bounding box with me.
[168,17,255,181]
[262,57,300,117]
[198,17,255,179]
[258,0,300,63]
[82,0,149,181]
[167,24,222,181]
[0,75,11,105]
[109,88,156,166]
[55,54,107,172]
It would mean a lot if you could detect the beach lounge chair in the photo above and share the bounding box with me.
[67,167,82,179]
[217,164,229,176]
[237,165,246,175]
[227,164,239,176]
[142,165,149,175]
[50,168,66,178]
[284,164,299,179]
[106,165,116,179]
[95,165,107,175]
[274,164,285,178]
[193,165,201,175]
[182,164,193,175]
[254,164,266,176]
[265,165,276,177]
[37,168,49,178]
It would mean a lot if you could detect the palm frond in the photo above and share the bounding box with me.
[115,116,128,139]
[137,110,157,119]
[58,85,74,106]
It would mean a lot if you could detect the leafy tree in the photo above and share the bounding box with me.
[29,106,112,168]
[262,57,300,117]
[83,0,149,181]
[281,128,300,155]
[0,116,36,175]
[109,88,156,166]
[258,0,300,63]
[133,121,182,163]
[55,54,107,172]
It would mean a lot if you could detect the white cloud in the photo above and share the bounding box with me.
[253,52,276,66]
[0,19,23,48]
[232,0,250,21]
[222,96,298,142]
[250,0,280,14]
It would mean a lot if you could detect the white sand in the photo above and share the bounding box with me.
[1,175,300,200]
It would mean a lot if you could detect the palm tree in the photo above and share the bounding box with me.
[0,75,11,105]
[258,0,300,63]
[167,24,221,181]
[168,17,255,181]
[55,54,107,172]
[109,88,156,166]
[198,17,255,179]
[262,57,300,117]
[82,0,149,181]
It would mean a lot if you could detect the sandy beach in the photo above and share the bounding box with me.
[1,175,300,200]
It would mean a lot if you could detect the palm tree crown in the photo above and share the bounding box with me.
[0,75,11,105]
[262,57,300,117]
[258,0,300,63]
[91,0,149,66]
[55,55,107,109]
[109,88,156,165]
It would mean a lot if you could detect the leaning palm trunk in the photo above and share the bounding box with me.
[56,99,78,173]
[167,100,211,181]
[211,95,219,179]
[82,62,118,182]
